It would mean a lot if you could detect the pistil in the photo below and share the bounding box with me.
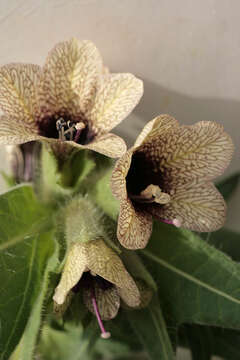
[91,291,111,339]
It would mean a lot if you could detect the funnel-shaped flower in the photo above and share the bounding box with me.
[0,38,143,159]
[53,239,140,337]
[111,115,234,249]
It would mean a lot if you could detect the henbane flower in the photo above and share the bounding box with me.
[111,114,234,249]
[0,38,143,159]
[53,239,140,338]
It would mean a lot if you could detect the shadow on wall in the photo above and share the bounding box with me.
[116,79,240,160]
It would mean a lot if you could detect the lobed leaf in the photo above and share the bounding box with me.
[11,230,59,360]
[206,228,240,261]
[0,185,55,359]
[141,222,240,329]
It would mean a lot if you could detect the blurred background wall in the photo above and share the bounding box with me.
[0,1,239,358]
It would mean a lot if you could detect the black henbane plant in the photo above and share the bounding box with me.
[0,38,239,360]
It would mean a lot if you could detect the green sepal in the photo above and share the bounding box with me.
[88,167,119,220]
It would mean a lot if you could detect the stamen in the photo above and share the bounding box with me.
[63,127,75,141]
[56,119,86,142]
[74,122,86,143]
[130,184,170,205]
[56,118,67,140]
[91,292,111,339]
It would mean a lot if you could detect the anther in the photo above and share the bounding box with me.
[74,122,86,143]
[75,122,85,131]
[130,184,171,205]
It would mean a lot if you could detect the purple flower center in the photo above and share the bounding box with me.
[127,151,167,200]
[37,114,95,145]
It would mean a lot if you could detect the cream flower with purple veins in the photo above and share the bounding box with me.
[111,114,234,249]
[53,239,140,339]
[0,38,143,158]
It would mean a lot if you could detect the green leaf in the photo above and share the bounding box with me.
[109,355,148,360]
[141,222,240,329]
[180,324,240,360]
[121,250,157,291]
[127,297,175,360]
[60,150,96,189]
[216,172,240,201]
[181,325,212,360]
[206,228,240,261]
[37,321,98,360]
[93,337,131,360]
[101,310,142,352]
[0,171,16,188]
[0,185,54,360]
[11,230,59,360]
[204,327,240,360]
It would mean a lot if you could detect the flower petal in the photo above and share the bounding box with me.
[134,114,179,147]
[53,243,87,305]
[140,121,234,184]
[86,239,140,306]
[53,291,74,317]
[149,182,226,232]
[111,150,133,200]
[0,63,41,123]
[0,115,39,144]
[117,198,152,249]
[38,39,102,117]
[83,284,120,320]
[84,133,127,158]
[87,73,143,135]
[132,279,153,309]
[35,132,126,159]
[117,283,141,308]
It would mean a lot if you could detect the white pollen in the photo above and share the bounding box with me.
[75,122,85,130]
